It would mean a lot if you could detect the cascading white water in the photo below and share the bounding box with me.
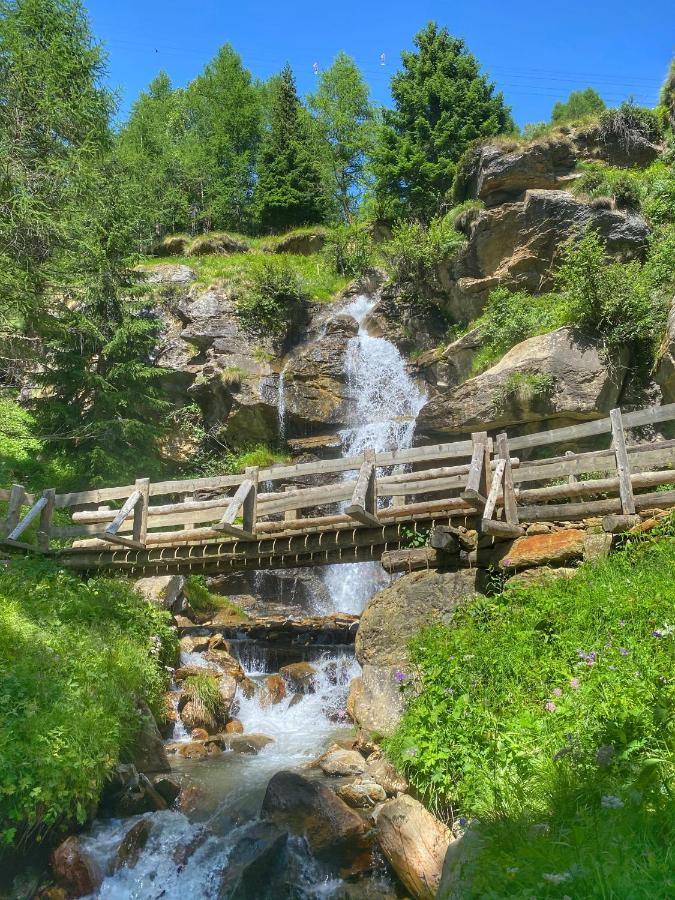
[277,368,287,443]
[322,294,427,614]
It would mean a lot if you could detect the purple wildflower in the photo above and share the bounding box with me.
[552,687,563,697]
[618,647,630,656]
[459,817,469,827]
[595,744,615,768]
[569,678,580,689]
[545,701,557,712]
[652,630,664,638]
[601,795,624,809]
[394,670,407,683]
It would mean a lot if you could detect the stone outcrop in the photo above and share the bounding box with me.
[346,666,406,739]
[261,770,367,857]
[187,233,249,256]
[136,263,196,284]
[440,190,650,322]
[355,569,481,667]
[272,230,326,255]
[418,327,629,440]
[376,794,453,900]
[134,575,185,612]
[656,298,675,408]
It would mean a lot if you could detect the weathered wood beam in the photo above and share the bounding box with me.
[133,478,150,546]
[610,408,636,515]
[103,490,142,537]
[462,432,490,509]
[496,432,519,526]
[37,489,56,551]
[215,467,258,539]
[346,450,379,527]
[5,495,48,542]
[6,484,26,536]
[482,458,505,524]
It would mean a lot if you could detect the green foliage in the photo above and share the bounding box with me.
[552,87,606,125]
[596,101,664,147]
[382,208,468,297]
[400,526,431,549]
[388,527,675,828]
[254,64,328,231]
[661,59,675,127]
[236,256,307,334]
[574,162,642,209]
[373,22,514,221]
[308,52,375,220]
[323,222,375,276]
[0,558,176,847]
[184,575,248,620]
[494,372,556,411]
[182,673,222,725]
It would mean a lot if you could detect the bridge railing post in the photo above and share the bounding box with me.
[133,478,150,546]
[242,466,259,534]
[610,408,636,515]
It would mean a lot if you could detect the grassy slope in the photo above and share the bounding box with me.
[0,559,176,849]
[388,521,675,898]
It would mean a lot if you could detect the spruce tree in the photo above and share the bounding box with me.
[551,88,606,124]
[373,22,513,221]
[308,51,374,220]
[254,64,328,232]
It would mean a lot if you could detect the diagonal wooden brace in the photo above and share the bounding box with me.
[215,466,259,539]
[346,450,380,527]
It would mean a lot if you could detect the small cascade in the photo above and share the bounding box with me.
[277,366,287,443]
[322,294,427,614]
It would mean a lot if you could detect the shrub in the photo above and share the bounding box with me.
[574,162,642,209]
[183,574,248,620]
[182,673,222,728]
[236,257,306,334]
[0,559,176,847]
[324,223,374,277]
[597,102,664,148]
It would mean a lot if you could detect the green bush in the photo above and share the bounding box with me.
[382,209,468,297]
[236,257,307,334]
[574,162,643,209]
[182,673,222,727]
[597,102,664,148]
[0,560,176,847]
[388,524,675,896]
[324,223,374,277]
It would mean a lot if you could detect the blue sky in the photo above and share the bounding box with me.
[86,0,674,128]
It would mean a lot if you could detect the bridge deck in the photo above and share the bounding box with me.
[2,403,675,574]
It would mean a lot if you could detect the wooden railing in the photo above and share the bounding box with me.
[2,403,675,557]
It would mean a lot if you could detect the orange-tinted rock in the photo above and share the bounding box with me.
[178,741,208,759]
[191,728,209,741]
[51,836,96,897]
[225,718,244,734]
[261,674,286,707]
[499,529,586,570]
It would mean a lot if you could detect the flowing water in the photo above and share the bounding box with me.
[77,293,425,897]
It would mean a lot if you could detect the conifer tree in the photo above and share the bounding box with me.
[551,87,606,124]
[373,22,513,221]
[308,51,374,220]
[254,64,328,232]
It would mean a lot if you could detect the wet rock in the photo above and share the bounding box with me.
[225,718,244,733]
[417,327,629,441]
[356,570,481,667]
[191,727,210,741]
[112,818,152,872]
[151,774,181,806]
[175,663,220,681]
[319,748,367,777]
[123,701,171,774]
[216,821,289,899]
[336,777,387,808]
[261,770,367,857]
[261,673,287,707]
[180,700,218,734]
[279,661,317,693]
[179,634,211,654]
[203,648,247,681]
[218,673,238,711]
[288,693,303,708]
[366,754,409,796]
[51,836,96,897]
[223,733,274,754]
[177,741,209,760]
[376,794,453,900]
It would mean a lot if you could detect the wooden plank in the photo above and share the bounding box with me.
[513,442,675,486]
[462,432,489,509]
[346,451,379,527]
[242,466,258,534]
[481,520,525,538]
[517,468,675,505]
[6,496,48,542]
[6,484,26,535]
[133,478,150,545]
[565,450,577,485]
[104,490,142,537]
[284,486,297,522]
[258,481,354,516]
[482,458,505,523]
[519,488,675,522]
[496,432,519,526]
[37,489,56,551]
[610,408,636,515]
[101,533,147,550]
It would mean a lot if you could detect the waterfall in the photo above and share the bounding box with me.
[277,367,287,444]
[322,294,427,614]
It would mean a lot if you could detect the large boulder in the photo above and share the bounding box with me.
[272,230,326,255]
[440,190,650,322]
[134,575,185,611]
[261,770,367,857]
[51,836,97,897]
[136,263,197,284]
[346,665,406,738]
[417,327,629,441]
[282,314,358,431]
[656,298,675,408]
[123,702,171,774]
[187,233,249,256]
[355,569,481,667]
[216,822,289,899]
[376,794,453,900]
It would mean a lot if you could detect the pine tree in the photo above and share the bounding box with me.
[116,71,190,249]
[308,51,374,220]
[182,45,262,233]
[254,64,328,232]
[372,22,514,221]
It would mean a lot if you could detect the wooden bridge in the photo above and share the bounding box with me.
[2,404,675,577]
